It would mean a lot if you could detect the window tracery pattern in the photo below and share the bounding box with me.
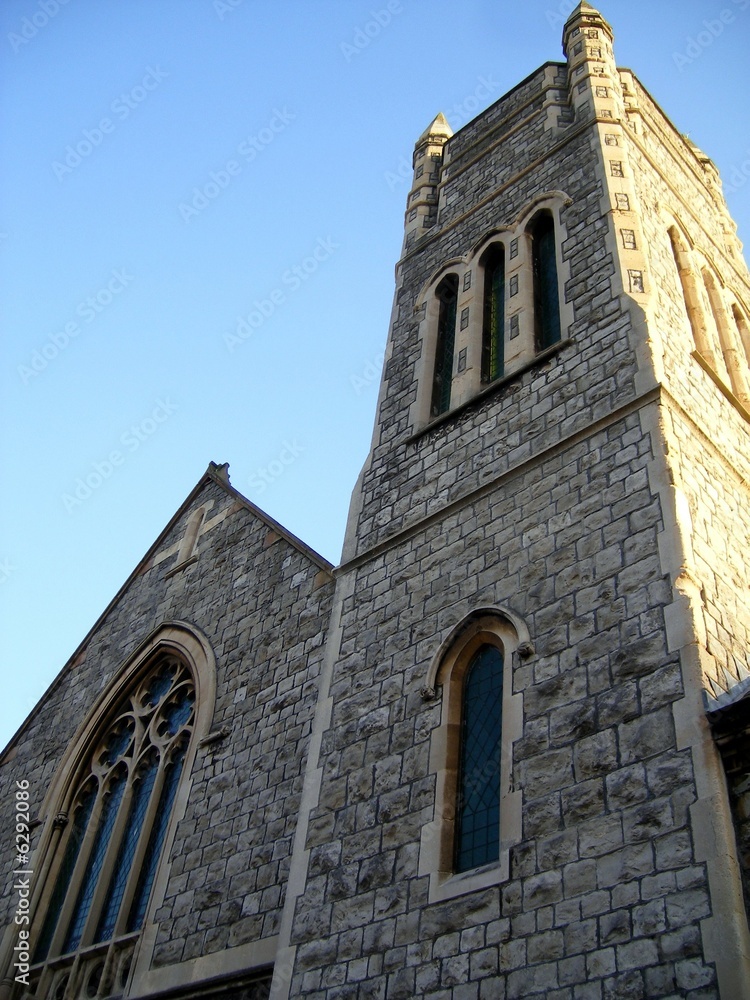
[30,655,195,999]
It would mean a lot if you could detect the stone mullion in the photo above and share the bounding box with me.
[45,782,106,965]
[109,755,167,942]
[77,769,135,953]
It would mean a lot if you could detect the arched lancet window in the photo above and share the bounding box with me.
[32,656,195,973]
[701,268,749,401]
[419,610,525,904]
[529,211,561,350]
[455,644,504,872]
[481,245,505,383]
[430,273,459,417]
[668,227,704,352]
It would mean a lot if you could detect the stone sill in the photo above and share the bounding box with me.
[407,338,571,445]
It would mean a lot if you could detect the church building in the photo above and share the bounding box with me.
[2,4,750,998]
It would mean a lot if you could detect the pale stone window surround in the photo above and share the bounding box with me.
[730,300,750,368]
[701,266,750,404]
[412,260,465,427]
[667,224,720,370]
[411,192,572,430]
[418,608,528,904]
[10,623,216,1000]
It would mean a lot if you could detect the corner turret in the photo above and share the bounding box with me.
[403,113,452,251]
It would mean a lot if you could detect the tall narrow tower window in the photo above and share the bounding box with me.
[529,211,561,350]
[431,274,459,416]
[455,644,503,872]
[481,245,506,383]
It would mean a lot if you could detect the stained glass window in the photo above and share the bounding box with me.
[33,787,97,963]
[33,655,195,969]
[128,745,187,931]
[455,645,503,872]
[530,211,561,350]
[64,771,127,952]
[430,274,459,417]
[482,245,505,383]
[94,756,159,943]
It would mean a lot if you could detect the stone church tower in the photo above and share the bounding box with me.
[2,4,749,999]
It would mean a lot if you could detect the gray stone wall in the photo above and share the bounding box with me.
[351,64,638,559]
[627,77,750,704]
[281,24,747,1000]
[289,401,720,997]
[0,472,334,970]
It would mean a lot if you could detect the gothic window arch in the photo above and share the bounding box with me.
[430,273,459,416]
[529,209,561,350]
[702,267,750,404]
[419,609,526,903]
[454,643,504,871]
[667,225,713,362]
[481,244,506,384]
[21,626,213,1000]
[667,224,750,408]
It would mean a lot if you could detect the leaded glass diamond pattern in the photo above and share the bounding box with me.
[455,645,503,872]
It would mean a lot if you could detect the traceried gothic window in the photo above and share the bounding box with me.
[430,274,459,416]
[481,245,506,384]
[529,210,561,350]
[30,655,195,999]
[454,645,503,871]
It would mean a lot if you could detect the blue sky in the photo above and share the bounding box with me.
[1,0,749,750]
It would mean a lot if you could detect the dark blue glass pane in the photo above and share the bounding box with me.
[431,275,458,416]
[94,757,159,943]
[100,720,134,767]
[482,247,505,382]
[127,747,186,931]
[63,772,126,952]
[144,664,176,707]
[163,688,195,736]
[455,646,503,872]
[33,787,97,963]
[532,214,561,349]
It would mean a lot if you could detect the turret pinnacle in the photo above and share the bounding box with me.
[416,113,453,146]
[562,1,614,55]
